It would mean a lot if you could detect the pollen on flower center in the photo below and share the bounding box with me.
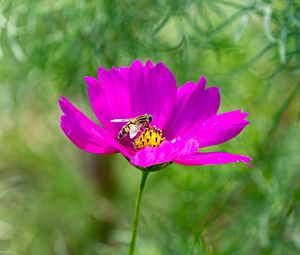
[134,126,165,149]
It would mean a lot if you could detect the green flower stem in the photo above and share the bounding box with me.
[128,171,149,255]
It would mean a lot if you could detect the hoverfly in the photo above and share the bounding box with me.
[110,114,153,142]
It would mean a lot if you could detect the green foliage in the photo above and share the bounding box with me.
[0,0,300,254]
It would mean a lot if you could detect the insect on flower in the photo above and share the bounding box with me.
[59,59,252,170]
[110,113,153,142]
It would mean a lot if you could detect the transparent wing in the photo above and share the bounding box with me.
[110,118,132,123]
[129,123,143,138]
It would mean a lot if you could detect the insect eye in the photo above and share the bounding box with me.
[148,115,153,123]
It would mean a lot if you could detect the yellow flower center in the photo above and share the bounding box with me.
[134,126,165,149]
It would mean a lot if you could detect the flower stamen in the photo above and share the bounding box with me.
[134,126,165,149]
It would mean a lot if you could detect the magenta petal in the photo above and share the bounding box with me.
[164,76,220,139]
[130,138,199,168]
[194,110,249,148]
[85,76,118,133]
[143,62,177,128]
[174,152,252,167]
[86,66,134,134]
[119,59,177,128]
[59,96,118,154]
[85,59,177,133]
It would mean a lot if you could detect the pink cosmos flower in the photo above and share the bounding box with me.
[59,59,251,170]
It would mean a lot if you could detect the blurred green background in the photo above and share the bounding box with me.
[1,0,300,254]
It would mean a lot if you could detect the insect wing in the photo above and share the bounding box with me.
[110,118,131,123]
[129,123,143,138]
